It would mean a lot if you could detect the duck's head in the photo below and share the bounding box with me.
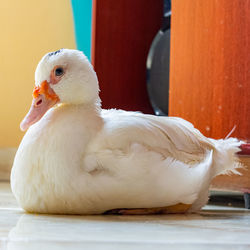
[20,49,100,131]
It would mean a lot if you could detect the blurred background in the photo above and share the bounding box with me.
[0,1,249,196]
[0,0,92,148]
[1,0,249,149]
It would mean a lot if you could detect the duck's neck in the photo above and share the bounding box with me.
[33,99,104,152]
[58,97,102,114]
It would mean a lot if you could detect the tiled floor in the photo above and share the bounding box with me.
[0,182,250,250]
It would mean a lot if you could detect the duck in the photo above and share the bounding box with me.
[11,49,242,215]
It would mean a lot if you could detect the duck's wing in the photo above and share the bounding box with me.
[97,109,214,163]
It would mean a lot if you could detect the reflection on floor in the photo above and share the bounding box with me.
[1,182,250,250]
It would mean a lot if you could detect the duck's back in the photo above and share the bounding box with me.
[79,109,216,212]
[81,109,241,213]
[95,109,214,162]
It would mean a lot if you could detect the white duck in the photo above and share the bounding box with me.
[11,49,242,215]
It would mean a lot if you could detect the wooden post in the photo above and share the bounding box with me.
[169,0,250,140]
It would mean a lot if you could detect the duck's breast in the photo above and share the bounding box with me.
[11,105,103,213]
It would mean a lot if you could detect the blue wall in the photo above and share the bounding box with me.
[71,0,92,60]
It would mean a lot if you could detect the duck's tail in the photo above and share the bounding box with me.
[189,138,243,212]
[211,137,243,177]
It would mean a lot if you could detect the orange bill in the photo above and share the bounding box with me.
[20,81,59,131]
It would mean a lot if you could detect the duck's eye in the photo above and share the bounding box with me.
[55,67,64,76]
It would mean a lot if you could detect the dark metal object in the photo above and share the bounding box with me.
[146,0,171,116]
[244,193,250,209]
[209,192,244,208]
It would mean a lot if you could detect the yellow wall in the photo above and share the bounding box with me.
[0,0,76,147]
